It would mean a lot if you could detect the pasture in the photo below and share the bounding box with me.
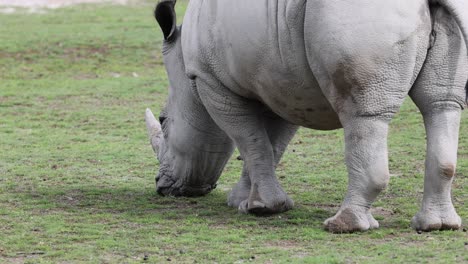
[0,0,467,263]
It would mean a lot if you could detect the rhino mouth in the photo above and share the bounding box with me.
[156,170,217,197]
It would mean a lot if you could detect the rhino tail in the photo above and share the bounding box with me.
[433,0,468,52]
[432,0,468,104]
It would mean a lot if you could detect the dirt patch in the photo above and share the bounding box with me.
[0,0,132,13]
[266,240,300,249]
[371,207,395,218]
[305,203,340,211]
[57,189,85,207]
[0,45,110,60]
[0,0,129,8]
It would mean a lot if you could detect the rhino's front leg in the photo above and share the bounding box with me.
[411,105,462,231]
[227,165,251,208]
[228,113,298,208]
[196,79,294,215]
[324,117,390,233]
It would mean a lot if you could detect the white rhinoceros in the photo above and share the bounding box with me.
[145,0,468,233]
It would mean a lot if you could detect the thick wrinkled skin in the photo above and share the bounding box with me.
[148,0,467,233]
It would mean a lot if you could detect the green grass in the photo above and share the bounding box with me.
[0,1,467,263]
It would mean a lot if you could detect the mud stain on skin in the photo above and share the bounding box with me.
[332,56,373,99]
[332,61,360,113]
[325,208,362,233]
[332,65,352,100]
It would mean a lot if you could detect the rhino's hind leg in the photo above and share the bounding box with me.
[196,79,294,215]
[324,117,390,233]
[228,112,298,208]
[408,5,466,231]
[410,105,462,231]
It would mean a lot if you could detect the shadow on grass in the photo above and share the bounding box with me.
[21,185,331,228]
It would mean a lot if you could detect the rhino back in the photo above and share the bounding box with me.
[182,0,340,129]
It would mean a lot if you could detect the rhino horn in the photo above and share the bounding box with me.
[145,108,163,154]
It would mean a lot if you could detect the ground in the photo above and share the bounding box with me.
[0,0,467,263]
[0,0,128,8]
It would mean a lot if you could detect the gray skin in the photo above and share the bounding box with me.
[146,0,468,232]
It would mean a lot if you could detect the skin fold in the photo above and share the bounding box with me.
[146,0,468,233]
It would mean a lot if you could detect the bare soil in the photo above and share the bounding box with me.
[0,0,129,8]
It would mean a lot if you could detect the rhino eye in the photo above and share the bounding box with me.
[159,109,168,124]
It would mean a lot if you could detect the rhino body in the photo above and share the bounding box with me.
[146,0,468,232]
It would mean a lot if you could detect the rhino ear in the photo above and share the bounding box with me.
[155,0,177,41]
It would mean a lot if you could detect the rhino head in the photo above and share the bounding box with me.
[145,0,234,197]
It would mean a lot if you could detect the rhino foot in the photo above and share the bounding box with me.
[411,206,461,232]
[227,176,251,208]
[324,207,379,233]
[238,198,294,215]
[227,185,250,208]
[237,183,294,215]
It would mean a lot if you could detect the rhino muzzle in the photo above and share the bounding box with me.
[156,172,217,197]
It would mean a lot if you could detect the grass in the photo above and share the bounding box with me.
[0,1,467,263]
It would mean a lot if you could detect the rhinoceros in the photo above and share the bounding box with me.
[145,0,468,233]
